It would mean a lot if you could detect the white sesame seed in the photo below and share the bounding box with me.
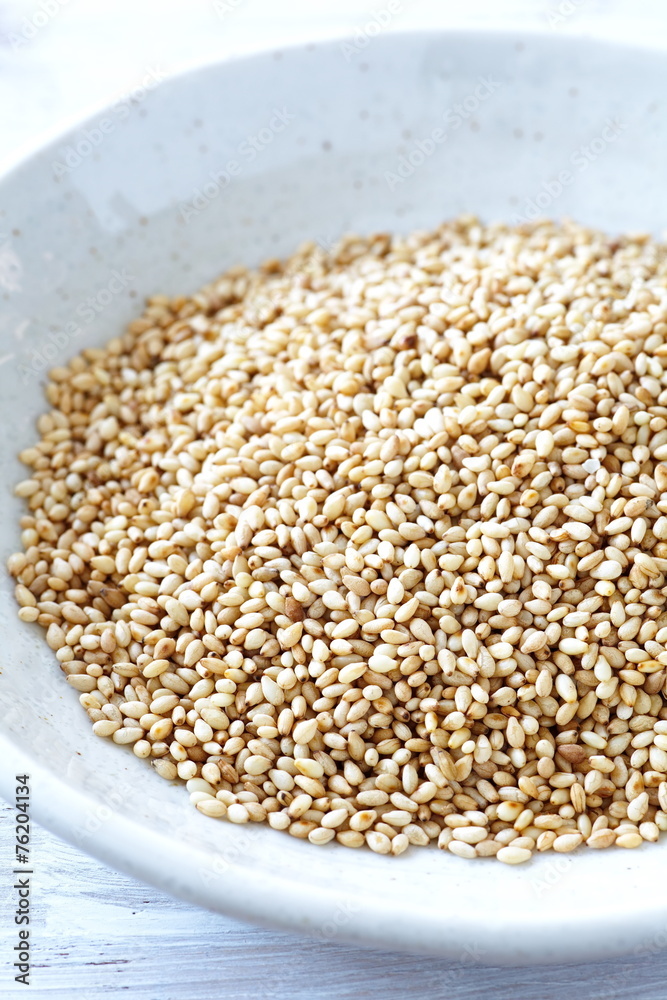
[12,216,667,866]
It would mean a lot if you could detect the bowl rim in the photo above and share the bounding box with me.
[3,25,667,965]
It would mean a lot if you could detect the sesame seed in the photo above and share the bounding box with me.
[12,216,667,864]
[496,846,533,865]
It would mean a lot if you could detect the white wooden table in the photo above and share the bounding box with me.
[3,797,667,999]
[4,1,667,995]
[3,797,667,998]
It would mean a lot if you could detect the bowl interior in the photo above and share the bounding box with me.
[2,29,667,964]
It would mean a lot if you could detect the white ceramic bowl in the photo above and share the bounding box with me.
[2,29,667,965]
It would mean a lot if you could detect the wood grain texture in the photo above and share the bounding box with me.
[1,798,667,999]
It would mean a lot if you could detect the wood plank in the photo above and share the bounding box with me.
[2,800,667,999]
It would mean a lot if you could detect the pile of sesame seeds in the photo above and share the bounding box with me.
[10,215,667,864]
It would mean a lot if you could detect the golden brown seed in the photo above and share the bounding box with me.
[12,216,667,866]
[285,597,305,622]
[558,744,587,765]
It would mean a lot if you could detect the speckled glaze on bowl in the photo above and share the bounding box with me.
[2,29,667,965]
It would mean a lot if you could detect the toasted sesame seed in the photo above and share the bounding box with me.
[552,833,584,853]
[226,804,250,824]
[616,832,643,849]
[13,217,667,864]
[496,846,533,865]
[366,831,391,854]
